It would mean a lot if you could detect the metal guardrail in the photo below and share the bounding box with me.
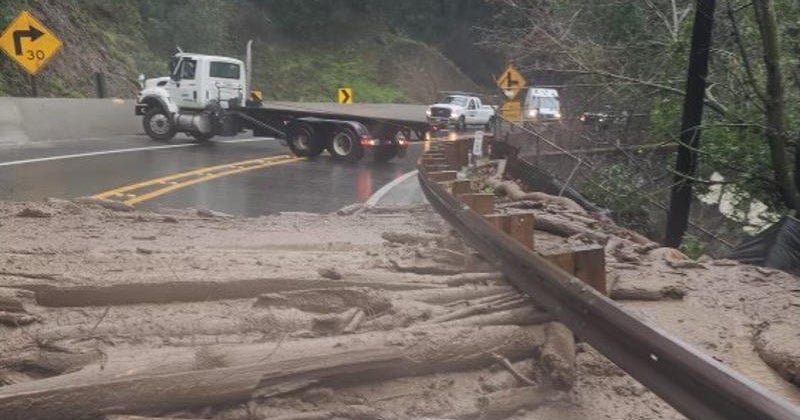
[416,138,800,420]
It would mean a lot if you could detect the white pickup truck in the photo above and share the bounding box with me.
[426,94,495,131]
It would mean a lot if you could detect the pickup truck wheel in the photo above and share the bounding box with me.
[329,127,364,162]
[143,108,176,142]
[484,117,496,131]
[287,123,324,158]
[456,116,466,132]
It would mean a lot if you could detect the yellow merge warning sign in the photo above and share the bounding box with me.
[0,11,62,75]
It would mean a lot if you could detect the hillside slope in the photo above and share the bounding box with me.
[0,1,484,103]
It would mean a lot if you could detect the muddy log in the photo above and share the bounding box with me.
[488,178,587,214]
[0,325,546,420]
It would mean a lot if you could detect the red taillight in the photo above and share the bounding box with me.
[360,135,377,147]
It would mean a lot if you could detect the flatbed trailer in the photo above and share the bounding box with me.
[230,102,430,162]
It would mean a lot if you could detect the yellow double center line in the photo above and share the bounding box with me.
[94,154,304,205]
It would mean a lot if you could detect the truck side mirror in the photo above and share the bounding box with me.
[138,74,145,89]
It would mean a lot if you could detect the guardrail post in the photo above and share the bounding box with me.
[428,171,458,182]
[443,142,459,169]
[542,245,607,295]
[573,245,606,294]
[450,180,472,196]
[458,193,495,215]
[484,212,535,249]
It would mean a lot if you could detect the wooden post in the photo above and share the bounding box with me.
[428,171,457,182]
[542,246,606,295]
[450,180,472,196]
[483,213,535,249]
[573,245,606,295]
[459,193,495,215]
[443,142,459,169]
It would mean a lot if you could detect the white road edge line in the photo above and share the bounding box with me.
[0,144,196,167]
[0,137,275,168]
[364,169,419,207]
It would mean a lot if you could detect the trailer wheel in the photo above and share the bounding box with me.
[287,123,324,158]
[143,108,176,142]
[329,127,364,161]
[373,146,399,163]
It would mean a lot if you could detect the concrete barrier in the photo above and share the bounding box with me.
[0,97,142,146]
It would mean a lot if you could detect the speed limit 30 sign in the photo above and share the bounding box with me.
[0,11,62,75]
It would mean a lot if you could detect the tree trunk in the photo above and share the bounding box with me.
[664,0,716,247]
[0,325,546,420]
[754,0,800,212]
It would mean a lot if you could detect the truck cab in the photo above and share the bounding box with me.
[135,53,246,141]
[522,88,561,122]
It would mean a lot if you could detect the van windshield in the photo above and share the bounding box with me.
[539,97,559,109]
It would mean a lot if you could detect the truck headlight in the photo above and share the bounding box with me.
[528,109,538,118]
[554,112,561,119]
[426,109,432,117]
[451,111,460,118]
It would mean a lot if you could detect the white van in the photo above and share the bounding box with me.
[522,88,561,122]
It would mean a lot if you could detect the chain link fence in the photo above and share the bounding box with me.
[491,116,741,256]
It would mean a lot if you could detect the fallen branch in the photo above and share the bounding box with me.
[490,352,536,386]
[0,325,546,420]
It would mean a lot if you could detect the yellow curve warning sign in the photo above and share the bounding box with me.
[0,11,62,75]
[337,87,352,104]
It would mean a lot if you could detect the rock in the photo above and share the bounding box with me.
[336,203,364,216]
[666,259,706,269]
[15,207,51,218]
[72,197,134,212]
[301,387,335,404]
[754,322,800,386]
[196,208,233,218]
[317,267,342,280]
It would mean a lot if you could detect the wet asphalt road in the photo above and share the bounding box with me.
[0,133,423,216]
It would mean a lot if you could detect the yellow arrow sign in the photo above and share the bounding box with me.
[0,11,62,75]
[496,65,527,99]
[337,87,352,104]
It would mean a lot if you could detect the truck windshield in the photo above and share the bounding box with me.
[210,62,241,79]
[442,96,468,107]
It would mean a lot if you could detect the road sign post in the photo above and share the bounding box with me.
[0,11,63,76]
[337,87,352,104]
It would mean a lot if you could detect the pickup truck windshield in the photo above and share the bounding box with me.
[442,96,468,107]
[210,62,241,79]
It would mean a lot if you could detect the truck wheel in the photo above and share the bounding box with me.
[373,146,398,163]
[329,127,364,162]
[286,123,324,158]
[456,116,466,132]
[143,108,176,142]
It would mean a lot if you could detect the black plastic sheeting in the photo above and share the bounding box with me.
[729,216,800,275]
